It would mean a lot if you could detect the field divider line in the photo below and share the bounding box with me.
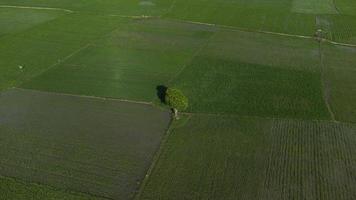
[134,115,177,200]
[332,0,341,14]
[0,5,74,13]
[21,16,146,85]
[171,18,314,39]
[108,14,157,19]
[318,43,337,122]
[168,18,356,48]
[167,29,218,84]
[162,0,177,17]
[13,87,153,106]
[19,43,92,86]
[323,39,356,48]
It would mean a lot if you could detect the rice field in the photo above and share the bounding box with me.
[173,56,329,119]
[22,19,215,101]
[292,0,338,14]
[21,19,331,119]
[0,176,105,200]
[0,88,170,200]
[0,7,65,37]
[172,30,329,119]
[316,15,356,44]
[138,115,356,200]
[0,12,127,90]
[15,17,332,119]
[322,43,356,122]
[1,0,356,199]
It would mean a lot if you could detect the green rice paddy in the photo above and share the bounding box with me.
[1,0,356,199]
[139,115,356,200]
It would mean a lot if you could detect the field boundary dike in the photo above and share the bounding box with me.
[172,18,356,48]
[11,87,347,125]
[318,43,337,122]
[0,5,74,13]
[133,115,179,200]
[13,87,153,106]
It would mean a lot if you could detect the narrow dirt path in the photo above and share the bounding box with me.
[318,42,337,121]
[0,5,73,13]
[13,87,153,105]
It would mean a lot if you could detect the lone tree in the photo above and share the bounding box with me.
[165,88,188,119]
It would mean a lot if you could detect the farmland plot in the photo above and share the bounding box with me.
[334,0,356,15]
[138,115,270,200]
[171,30,330,119]
[165,0,316,36]
[0,88,170,200]
[1,1,356,200]
[292,0,338,14]
[316,15,356,44]
[322,43,356,122]
[0,13,127,91]
[166,0,355,42]
[1,0,356,41]
[23,19,216,101]
[0,7,66,37]
[0,176,105,200]
[22,21,332,119]
[261,119,356,200]
[139,115,356,200]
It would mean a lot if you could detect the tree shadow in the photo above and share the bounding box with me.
[156,85,167,103]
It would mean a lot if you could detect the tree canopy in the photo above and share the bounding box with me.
[165,88,188,112]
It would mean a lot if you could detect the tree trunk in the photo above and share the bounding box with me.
[172,108,179,119]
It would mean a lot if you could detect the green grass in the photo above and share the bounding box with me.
[0,176,104,200]
[139,114,356,200]
[0,88,170,199]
